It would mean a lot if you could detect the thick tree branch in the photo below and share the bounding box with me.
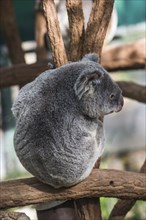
[117,81,146,103]
[82,0,114,57]
[42,0,68,67]
[66,0,85,61]
[75,159,102,220]
[0,60,49,88]
[35,0,48,61]
[0,37,145,88]
[0,211,30,220]
[108,159,146,220]
[0,169,146,209]
[102,38,146,71]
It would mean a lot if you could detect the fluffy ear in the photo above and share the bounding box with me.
[81,53,100,63]
[74,71,101,100]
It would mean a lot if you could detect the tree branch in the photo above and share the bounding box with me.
[66,0,85,61]
[75,158,102,220]
[0,211,30,220]
[117,81,146,103]
[0,0,25,64]
[35,0,48,61]
[0,60,49,88]
[0,169,145,209]
[82,0,114,57]
[108,159,146,220]
[42,0,68,67]
[102,38,146,71]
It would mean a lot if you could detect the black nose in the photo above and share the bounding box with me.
[116,95,124,112]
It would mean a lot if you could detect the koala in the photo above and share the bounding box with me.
[12,53,123,188]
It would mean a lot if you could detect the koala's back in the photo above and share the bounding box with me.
[13,61,104,188]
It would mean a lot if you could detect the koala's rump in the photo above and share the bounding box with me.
[14,112,99,188]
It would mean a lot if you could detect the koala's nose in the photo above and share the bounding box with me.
[116,95,124,112]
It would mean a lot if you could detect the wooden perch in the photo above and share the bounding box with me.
[42,0,68,67]
[82,0,114,56]
[0,211,30,220]
[0,0,25,64]
[0,169,146,209]
[66,0,85,61]
[117,81,146,103]
[109,159,146,220]
[102,38,146,71]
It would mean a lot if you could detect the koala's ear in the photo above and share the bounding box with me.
[74,71,101,100]
[81,53,100,63]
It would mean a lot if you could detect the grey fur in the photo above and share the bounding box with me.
[12,53,123,188]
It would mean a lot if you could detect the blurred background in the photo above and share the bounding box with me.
[0,0,145,219]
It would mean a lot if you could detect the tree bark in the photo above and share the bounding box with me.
[117,81,146,103]
[75,159,102,220]
[75,198,102,220]
[0,66,145,103]
[42,0,68,67]
[108,159,146,220]
[0,37,145,88]
[0,0,25,64]
[66,0,85,61]
[82,0,114,57]
[0,169,146,209]
[35,0,48,61]
[0,211,30,220]
[0,60,49,88]
[102,38,146,71]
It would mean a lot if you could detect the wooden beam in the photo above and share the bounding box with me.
[0,169,146,209]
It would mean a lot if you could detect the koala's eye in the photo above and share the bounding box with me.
[110,93,115,100]
[92,80,97,87]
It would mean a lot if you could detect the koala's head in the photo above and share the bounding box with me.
[74,54,124,118]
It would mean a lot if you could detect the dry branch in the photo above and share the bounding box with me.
[102,38,146,71]
[82,0,114,56]
[66,0,85,61]
[0,169,146,209]
[0,60,49,88]
[108,159,146,220]
[0,211,30,220]
[35,0,48,61]
[0,66,146,103]
[0,37,145,88]
[42,0,68,67]
[117,81,146,103]
[0,0,25,64]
